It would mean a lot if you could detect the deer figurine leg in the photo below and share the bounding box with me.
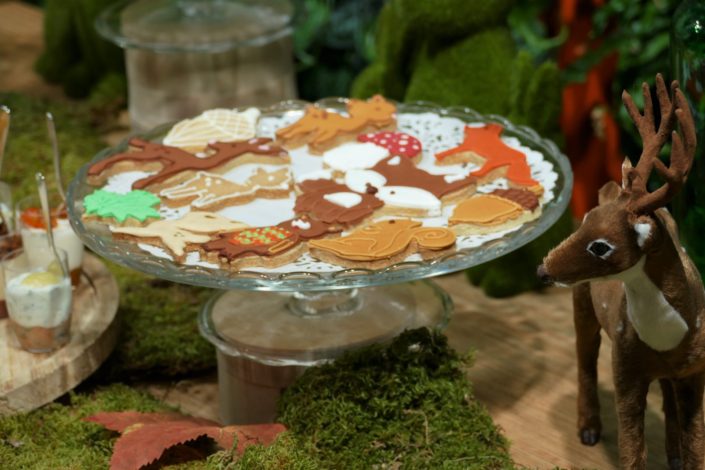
[613,358,650,469]
[674,374,705,468]
[573,283,603,445]
[659,379,683,469]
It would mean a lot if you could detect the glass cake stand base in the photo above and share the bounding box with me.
[199,280,452,424]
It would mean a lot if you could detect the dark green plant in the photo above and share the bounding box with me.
[291,0,383,100]
[35,0,125,99]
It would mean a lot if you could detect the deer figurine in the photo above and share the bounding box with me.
[537,74,701,469]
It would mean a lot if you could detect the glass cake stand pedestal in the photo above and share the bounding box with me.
[67,100,572,424]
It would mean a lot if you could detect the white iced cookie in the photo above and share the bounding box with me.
[322,142,389,173]
[163,108,261,152]
[344,170,387,193]
[323,192,363,208]
[377,186,442,217]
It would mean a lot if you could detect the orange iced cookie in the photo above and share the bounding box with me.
[449,188,541,235]
[308,219,455,269]
[435,124,542,195]
[275,95,396,154]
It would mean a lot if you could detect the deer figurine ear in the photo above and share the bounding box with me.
[621,157,633,190]
[631,215,658,251]
[598,181,621,205]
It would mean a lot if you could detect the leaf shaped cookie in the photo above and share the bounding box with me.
[84,189,161,223]
[163,108,261,152]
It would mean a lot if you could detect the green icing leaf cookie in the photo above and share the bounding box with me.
[84,189,161,223]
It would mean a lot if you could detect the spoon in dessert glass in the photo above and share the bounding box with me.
[36,172,68,278]
[0,105,10,176]
[0,106,11,234]
[46,112,67,204]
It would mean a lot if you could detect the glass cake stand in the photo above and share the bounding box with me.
[67,99,572,423]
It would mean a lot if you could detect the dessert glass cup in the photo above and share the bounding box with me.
[16,194,85,286]
[0,231,22,319]
[3,247,72,353]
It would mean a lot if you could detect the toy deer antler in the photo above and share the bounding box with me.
[538,75,705,468]
[621,74,696,214]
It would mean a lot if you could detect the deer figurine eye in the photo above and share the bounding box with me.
[587,240,614,259]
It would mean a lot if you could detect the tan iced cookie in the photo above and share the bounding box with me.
[111,212,248,261]
[275,95,397,154]
[159,168,292,210]
[308,219,456,269]
[163,108,261,153]
[449,188,541,236]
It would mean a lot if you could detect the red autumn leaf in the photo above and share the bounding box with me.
[84,411,286,470]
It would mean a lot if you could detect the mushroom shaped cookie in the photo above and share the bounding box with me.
[358,131,423,163]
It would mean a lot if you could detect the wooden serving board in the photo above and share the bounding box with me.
[0,254,119,415]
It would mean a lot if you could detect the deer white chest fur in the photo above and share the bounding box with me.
[618,257,689,351]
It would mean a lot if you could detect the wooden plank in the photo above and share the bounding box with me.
[0,254,120,414]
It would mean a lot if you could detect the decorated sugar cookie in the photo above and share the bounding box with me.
[111,212,248,261]
[358,131,422,163]
[163,108,261,153]
[159,168,292,210]
[87,137,289,191]
[275,95,396,154]
[435,124,542,195]
[294,179,383,227]
[83,189,161,226]
[308,219,456,269]
[201,216,341,269]
[449,188,541,235]
[322,142,390,175]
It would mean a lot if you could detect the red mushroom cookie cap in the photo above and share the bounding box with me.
[357,131,422,159]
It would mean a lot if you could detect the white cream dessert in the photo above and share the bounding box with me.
[6,267,72,352]
[21,218,84,285]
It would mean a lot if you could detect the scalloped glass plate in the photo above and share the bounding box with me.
[67,99,572,292]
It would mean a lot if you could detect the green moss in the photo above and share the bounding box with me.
[0,93,104,201]
[273,328,512,469]
[405,28,516,113]
[0,384,171,469]
[103,262,215,379]
[1,330,512,469]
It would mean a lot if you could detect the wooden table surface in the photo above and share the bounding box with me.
[0,3,670,468]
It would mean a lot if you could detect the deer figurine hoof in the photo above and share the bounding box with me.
[579,425,601,446]
[539,74,702,468]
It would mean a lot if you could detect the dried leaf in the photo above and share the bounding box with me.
[83,411,286,470]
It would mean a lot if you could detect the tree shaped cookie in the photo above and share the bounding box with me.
[87,137,289,191]
[435,124,542,195]
[309,219,456,269]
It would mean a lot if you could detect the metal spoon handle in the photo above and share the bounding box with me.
[0,106,10,176]
[36,172,67,276]
[46,112,67,202]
